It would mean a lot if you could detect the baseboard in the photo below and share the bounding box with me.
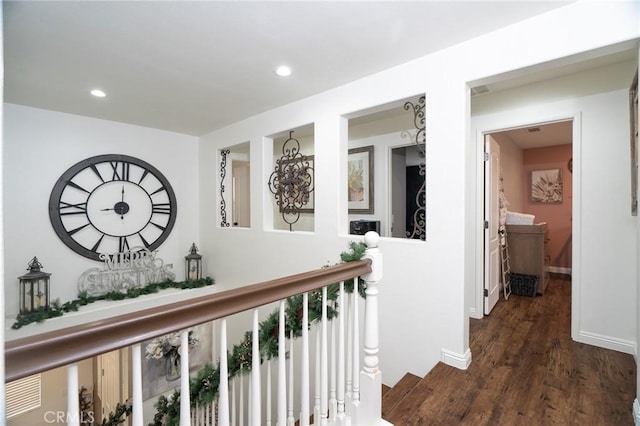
[576,330,636,355]
[547,266,571,275]
[468,306,482,319]
[633,398,640,424]
[441,348,472,370]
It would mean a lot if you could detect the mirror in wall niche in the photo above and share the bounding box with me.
[219,141,251,228]
[347,94,426,240]
[268,124,315,232]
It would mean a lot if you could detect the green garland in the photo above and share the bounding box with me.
[148,241,367,425]
[11,277,214,329]
[101,401,132,426]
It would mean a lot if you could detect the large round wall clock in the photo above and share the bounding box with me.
[49,154,177,261]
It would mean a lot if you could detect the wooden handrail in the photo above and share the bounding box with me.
[5,259,371,383]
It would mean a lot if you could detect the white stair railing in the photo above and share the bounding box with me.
[185,231,386,426]
[195,231,387,426]
[12,233,384,426]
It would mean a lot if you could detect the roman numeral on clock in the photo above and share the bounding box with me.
[152,203,172,215]
[59,201,87,215]
[111,161,130,181]
[118,236,130,252]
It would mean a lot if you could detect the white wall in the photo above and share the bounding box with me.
[200,1,639,386]
[7,358,93,426]
[3,104,200,319]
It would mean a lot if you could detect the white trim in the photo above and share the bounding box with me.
[570,113,582,344]
[468,306,482,319]
[576,330,636,355]
[547,266,571,275]
[633,398,640,424]
[470,111,581,343]
[441,348,472,370]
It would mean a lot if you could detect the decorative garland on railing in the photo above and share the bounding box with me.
[149,241,367,426]
[101,401,133,425]
[11,277,215,330]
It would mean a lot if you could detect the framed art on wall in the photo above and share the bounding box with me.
[531,168,563,203]
[348,146,374,214]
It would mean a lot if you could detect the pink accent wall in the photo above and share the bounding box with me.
[522,144,573,269]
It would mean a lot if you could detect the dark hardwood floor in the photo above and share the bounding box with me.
[383,276,637,425]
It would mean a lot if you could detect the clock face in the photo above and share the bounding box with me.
[49,154,177,261]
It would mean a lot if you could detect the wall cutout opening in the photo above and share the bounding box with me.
[219,141,250,228]
[268,124,315,232]
[347,95,425,240]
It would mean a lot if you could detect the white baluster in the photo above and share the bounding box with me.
[232,378,237,426]
[358,231,384,425]
[321,286,328,424]
[67,363,79,426]
[219,319,230,426]
[239,375,244,426]
[287,330,294,426]
[248,375,252,425]
[251,309,261,425]
[180,330,191,425]
[314,324,321,423]
[300,292,310,426]
[330,304,337,423]
[267,359,272,426]
[337,282,346,421]
[278,301,286,425]
[352,288,360,404]
[345,288,353,412]
[132,344,143,426]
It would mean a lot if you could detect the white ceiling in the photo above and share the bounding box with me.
[4,1,577,137]
[494,120,573,150]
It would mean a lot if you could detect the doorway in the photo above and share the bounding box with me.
[482,120,574,315]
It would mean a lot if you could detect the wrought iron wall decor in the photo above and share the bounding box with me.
[219,149,231,227]
[268,131,315,231]
[403,95,426,240]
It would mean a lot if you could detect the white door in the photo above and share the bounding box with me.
[484,135,501,314]
[96,349,121,421]
[232,160,250,227]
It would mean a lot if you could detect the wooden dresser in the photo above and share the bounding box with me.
[506,223,550,295]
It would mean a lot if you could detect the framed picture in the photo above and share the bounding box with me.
[531,169,563,203]
[141,323,212,400]
[629,68,638,216]
[277,155,314,213]
[348,146,374,214]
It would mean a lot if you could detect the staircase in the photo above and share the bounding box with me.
[381,364,463,425]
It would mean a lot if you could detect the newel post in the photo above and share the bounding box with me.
[357,231,391,425]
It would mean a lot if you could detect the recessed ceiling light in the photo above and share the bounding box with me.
[275,65,292,77]
[90,89,106,98]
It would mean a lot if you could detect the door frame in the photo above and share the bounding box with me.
[470,111,581,339]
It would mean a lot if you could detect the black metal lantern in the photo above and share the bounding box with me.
[18,257,51,313]
[185,243,202,281]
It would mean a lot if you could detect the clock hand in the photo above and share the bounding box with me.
[120,185,125,220]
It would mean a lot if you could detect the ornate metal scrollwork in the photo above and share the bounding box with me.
[268,131,314,231]
[403,95,426,240]
[220,149,231,227]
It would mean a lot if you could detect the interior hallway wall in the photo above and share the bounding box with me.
[523,144,573,270]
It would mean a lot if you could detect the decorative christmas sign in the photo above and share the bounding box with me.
[78,247,175,297]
